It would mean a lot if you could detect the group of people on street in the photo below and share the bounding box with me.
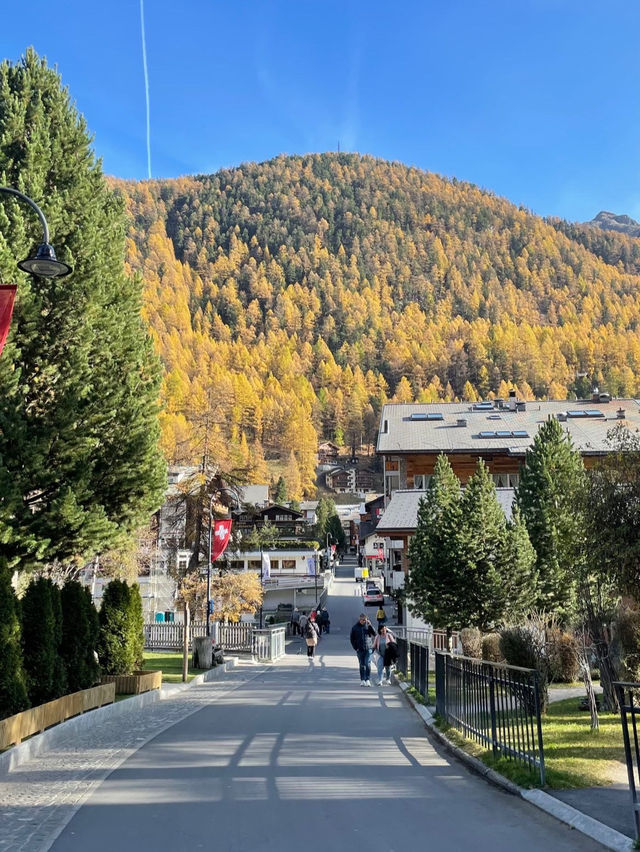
[350,613,397,686]
[291,607,331,658]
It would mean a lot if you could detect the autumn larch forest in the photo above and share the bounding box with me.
[114,153,640,498]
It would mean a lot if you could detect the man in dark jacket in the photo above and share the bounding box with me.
[350,613,376,686]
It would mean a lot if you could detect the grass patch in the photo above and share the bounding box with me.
[435,697,626,789]
[143,650,207,683]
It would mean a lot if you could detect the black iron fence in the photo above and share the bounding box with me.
[436,652,545,785]
[396,637,429,702]
[613,681,640,841]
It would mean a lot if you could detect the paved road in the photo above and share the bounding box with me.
[1,558,606,851]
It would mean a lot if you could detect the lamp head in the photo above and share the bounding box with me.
[18,243,72,279]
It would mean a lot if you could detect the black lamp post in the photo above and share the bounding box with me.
[0,186,72,279]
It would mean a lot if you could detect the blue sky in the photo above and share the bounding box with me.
[2,0,640,222]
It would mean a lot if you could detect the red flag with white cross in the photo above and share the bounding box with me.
[212,519,233,561]
[0,285,17,357]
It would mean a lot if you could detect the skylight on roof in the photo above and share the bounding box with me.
[567,410,586,417]
[426,413,444,421]
[477,430,530,439]
[473,402,494,410]
[410,413,429,420]
[584,409,605,417]
[479,431,497,438]
[409,412,443,421]
[512,430,530,438]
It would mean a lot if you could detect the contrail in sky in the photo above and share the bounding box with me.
[140,0,152,178]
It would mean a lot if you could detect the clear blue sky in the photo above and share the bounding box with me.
[2,0,640,222]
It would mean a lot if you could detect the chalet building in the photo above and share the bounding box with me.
[318,441,340,465]
[232,503,305,536]
[376,391,638,501]
[325,467,354,493]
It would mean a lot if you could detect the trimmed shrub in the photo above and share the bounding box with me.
[21,577,67,705]
[482,632,503,662]
[0,569,29,719]
[460,627,482,658]
[500,624,549,710]
[547,629,579,683]
[98,580,145,676]
[60,580,100,691]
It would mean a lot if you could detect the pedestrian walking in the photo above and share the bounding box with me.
[305,618,320,658]
[375,605,387,629]
[373,625,396,685]
[350,613,376,686]
[299,611,308,637]
[291,607,301,636]
[321,607,330,634]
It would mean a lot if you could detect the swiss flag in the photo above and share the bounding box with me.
[211,519,233,561]
[0,285,17,357]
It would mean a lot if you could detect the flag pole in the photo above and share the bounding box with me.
[206,494,213,637]
[259,544,264,629]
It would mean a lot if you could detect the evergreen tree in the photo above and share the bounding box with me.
[0,569,29,718]
[406,454,463,639]
[60,579,100,691]
[500,505,538,619]
[98,579,135,676]
[21,577,66,705]
[0,51,166,572]
[456,460,509,630]
[129,583,145,671]
[516,417,586,617]
[274,476,287,503]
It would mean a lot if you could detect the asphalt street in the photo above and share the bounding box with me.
[37,557,605,852]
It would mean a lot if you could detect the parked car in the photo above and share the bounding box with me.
[363,586,384,606]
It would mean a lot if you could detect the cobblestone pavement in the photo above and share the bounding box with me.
[0,665,266,852]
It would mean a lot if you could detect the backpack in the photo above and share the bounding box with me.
[305,621,316,639]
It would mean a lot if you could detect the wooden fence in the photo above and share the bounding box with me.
[0,683,115,750]
[101,670,162,695]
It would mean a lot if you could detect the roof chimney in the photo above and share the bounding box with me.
[457,418,468,428]
[617,408,626,419]
[508,389,517,411]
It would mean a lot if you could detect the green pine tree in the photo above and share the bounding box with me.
[500,505,538,619]
[60,579,100,692]
[274,476,287,503]
[406,454,463,638]
[516,417,586,617]
[0,569,29,719]
[0,50,166,572]
[98,579,135,676]
[456,460,509,630]
[21,577,66,705]
[128,583,145,671]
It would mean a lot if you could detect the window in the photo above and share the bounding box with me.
[509,473,520,488]
[413,474,431,488]
[385,472,400,497]
[492,474,507,488]
[282,559,296,571]
[248,560,261,572]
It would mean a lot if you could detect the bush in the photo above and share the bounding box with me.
[547,629,579,683]
[21,577,67,705]
[98,580,140,676]
[612,603,640,681]
[460,627,482,658]
[60,580,100,691]
[500,624,549,710]
[482,633,503,662]
[0,569,29,719]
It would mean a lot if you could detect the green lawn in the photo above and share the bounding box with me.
[435,696,627,789]
[143,651,207,683]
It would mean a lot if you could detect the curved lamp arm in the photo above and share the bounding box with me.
[0,186,50,243]
[0,186,71,278]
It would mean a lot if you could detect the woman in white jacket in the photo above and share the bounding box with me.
[372,625,396,685]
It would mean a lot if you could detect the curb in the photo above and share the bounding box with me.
[0,657,239,778]
[397,680,635,852]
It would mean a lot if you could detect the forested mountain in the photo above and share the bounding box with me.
[113,153,640,497]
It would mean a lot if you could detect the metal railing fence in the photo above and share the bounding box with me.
[613,681,640,841]
[252,626,287,662]
[392,626,460,654]
[144,621,254,652]
[436,652,545,785]
[395,637,429,702]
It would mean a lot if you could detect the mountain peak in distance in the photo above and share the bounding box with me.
[587,210,640,237]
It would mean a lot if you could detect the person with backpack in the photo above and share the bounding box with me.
[299,611,308,638]
[350,613,376,686]
[373,624,397,685]
[320,607,330,634]
[375,605,387,629]
[305,617,320,658]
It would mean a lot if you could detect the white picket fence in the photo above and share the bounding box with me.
[143,621,284,659]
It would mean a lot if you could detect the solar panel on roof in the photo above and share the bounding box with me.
[584,409,605,417]
[496,431,512,438]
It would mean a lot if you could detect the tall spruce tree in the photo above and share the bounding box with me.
[406,454,463,639]
[60,579,100,691]
[21,577,66,705]
[515,417,586,617]
[455,460,509,630]
[0,569,29,718]
[500,505,537,619]
[0,51,166,572]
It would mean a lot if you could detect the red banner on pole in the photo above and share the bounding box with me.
[211,519,232,561]
[0,285,17,357]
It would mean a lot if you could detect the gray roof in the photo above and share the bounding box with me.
[239,484,269,505]
[376,399,639,456]
[376,488,515,534]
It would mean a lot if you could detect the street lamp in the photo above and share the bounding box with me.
[0,187,72,278]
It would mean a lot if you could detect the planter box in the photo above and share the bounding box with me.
[0,683,116,749]
[101,670,162,695]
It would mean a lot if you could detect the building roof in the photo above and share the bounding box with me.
[376,399,638,456]
[376,488,515,534]
[239,484,269,505]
